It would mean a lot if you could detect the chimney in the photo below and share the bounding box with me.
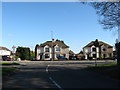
[52,38,54,41]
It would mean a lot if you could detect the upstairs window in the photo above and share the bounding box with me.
[92,48,96,52]
[45,48,49,52]
[56,47,60,52]
[102,48,106,51]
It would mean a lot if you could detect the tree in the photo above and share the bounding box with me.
[90,2,120,65]
[90,2,120,30]
[30,51,35,60]
[35,44,39,60]
[16,46,30,60]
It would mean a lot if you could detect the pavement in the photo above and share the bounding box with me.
[2,60,119,89]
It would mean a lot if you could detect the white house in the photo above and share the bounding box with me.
[0,46,11,56]
[35,39,69,60]
[83,39,113,60]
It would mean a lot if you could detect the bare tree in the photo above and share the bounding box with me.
[91,2,120,30]
[90,1,120,65]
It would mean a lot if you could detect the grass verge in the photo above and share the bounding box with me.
[1,62,20,65]
[86,63,119,80]
[2,67,17,75]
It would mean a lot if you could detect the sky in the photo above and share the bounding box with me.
[2,2,117,53]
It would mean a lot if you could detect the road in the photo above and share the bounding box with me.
[2,60,119,89]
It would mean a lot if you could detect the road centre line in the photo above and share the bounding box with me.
[46,65,49,73]
[46,65,63,90]
[49,77,63,90]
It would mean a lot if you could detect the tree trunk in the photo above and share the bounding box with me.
[115,42,120,66]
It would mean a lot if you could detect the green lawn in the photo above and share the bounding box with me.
[87,63,119,80]
[1,62,20,65]
[2,67,17,75]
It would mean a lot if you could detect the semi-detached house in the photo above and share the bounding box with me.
[83,39,113,60]
[35,39,69,60]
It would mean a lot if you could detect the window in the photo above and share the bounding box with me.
[56,54,60,58]
[56,47,60,52]
[93,54,96,58]
[63,54,66,57]
[45,54,49,58]
[45,48,49,52]
[92,48,96,52]
[103,54,106,58]
[102,48,106,51]
[109,53,112,57]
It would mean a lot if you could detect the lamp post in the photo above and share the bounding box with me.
[12,46,16,63]
[51,31,54,61]
[52,39,54,61]
[94,39,99,67]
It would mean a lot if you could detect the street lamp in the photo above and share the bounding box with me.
[12,46,16,63]
[94,39,99,67]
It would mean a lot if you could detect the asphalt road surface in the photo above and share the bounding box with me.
[2,60,119,89]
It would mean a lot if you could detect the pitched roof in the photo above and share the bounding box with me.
[0,46,11,51]
[69,50,75,54]
[83,40,113,48]
[39,40,69,48]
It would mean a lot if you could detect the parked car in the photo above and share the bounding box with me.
[112,56,117,60]
[70,56,76,60]
[2,56,12,61]
[31,58,36,61]
[57,56,68,60]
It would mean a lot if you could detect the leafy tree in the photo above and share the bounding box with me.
[16,46,30,60]
[35,44,39,60]
[30,51,35,59]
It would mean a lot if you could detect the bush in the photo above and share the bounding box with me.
[88,57,93,60]
[15,56,19,60]
[97,57,103,60]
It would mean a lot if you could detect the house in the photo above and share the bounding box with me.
[75,51,85,60]
[0,46,11,56]
[0,46,12,60]
[69,50,76,60]
[35,39,69,60]
[83,39,113,60]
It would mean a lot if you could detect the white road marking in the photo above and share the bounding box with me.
[49,77,63,90]
[46,65,63,90]
[46,65,49,73]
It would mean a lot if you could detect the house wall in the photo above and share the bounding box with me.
[0,50,11,56]
[101,45,113,58]
[91,46,99,59]
[83,44,113,59]
[83,47,91,59]
[61,48,69,59]
[37,45,69,60]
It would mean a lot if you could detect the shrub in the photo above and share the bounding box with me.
[89,57,93,60]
